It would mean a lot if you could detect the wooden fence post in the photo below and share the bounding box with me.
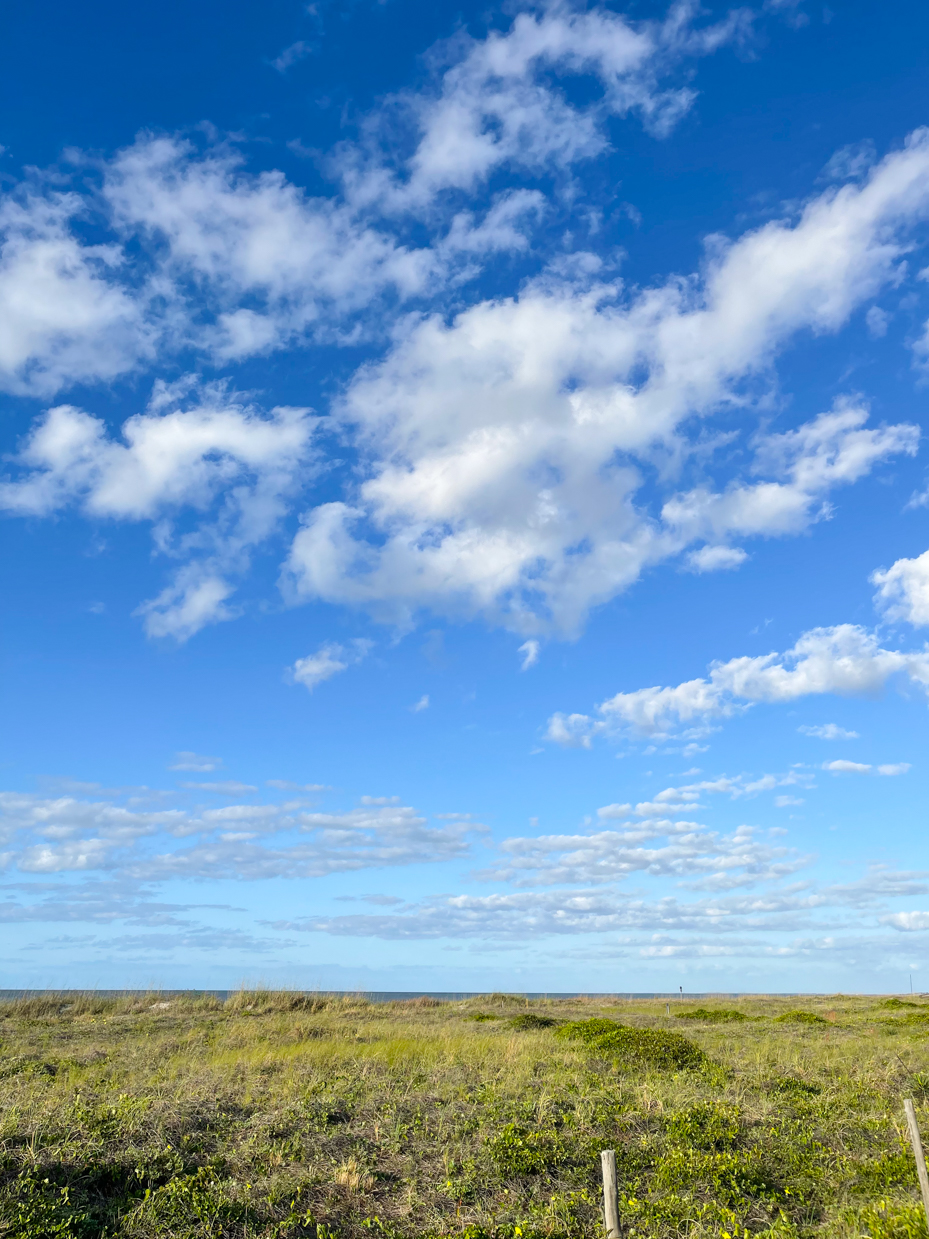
[600,1149,620,1239]
[904,1099,929,1230]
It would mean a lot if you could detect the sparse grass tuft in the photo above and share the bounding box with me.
[677,1008,750,1023]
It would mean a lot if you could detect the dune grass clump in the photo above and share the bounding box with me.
[676,1008,749,1023]
[556,1017,707,1070]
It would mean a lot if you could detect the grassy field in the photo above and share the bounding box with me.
[2,991,929,1239]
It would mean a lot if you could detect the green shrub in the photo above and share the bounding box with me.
[507,1014,557,1031]
[467,1012,499,1021]
[881,999,920,1010]
[556,1019,707,1070]
[773,1010,829,1025]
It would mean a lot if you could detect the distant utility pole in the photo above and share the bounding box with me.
[679,985,683,1001]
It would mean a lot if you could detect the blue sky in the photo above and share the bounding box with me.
[2,0,929,993]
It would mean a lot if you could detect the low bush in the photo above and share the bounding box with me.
[773,1010,829,1025]
[508,1014,557,1031]
[556,1019,707,1070]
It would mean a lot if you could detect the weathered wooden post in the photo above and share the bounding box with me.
[904,1099,929,1230]
[600,1149,620,1239]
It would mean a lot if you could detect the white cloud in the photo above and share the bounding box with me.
[686,544,748,572]
[865,305,889,337]
[181,781,258,794]
[169,751,222,772]
[799,723,859,739]
[821,140,877,183]
[663,399,918,546]
[411,694,430,712]
[287,130,929,634]
[477,817,807,890]
[0,382,317,640]
[822,759,910,776]
[0,190,152,396]
[883,911,929,931]
[518,638,540,669]
[596,802,631,819]
[277,860,929,948]
[872,549,929,627]
[104,135,437,361]
[290,639,372,691]
[272,40,313,73]
[775,795,804,807]
[340,0,750,212]
[548,624,929,742]
[0,789,478,881]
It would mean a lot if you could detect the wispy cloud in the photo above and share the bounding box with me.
[290,639,372,691]
[169,751,222,772]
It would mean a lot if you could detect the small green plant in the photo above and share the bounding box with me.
[881,998,920,1010]
[859,1199,929,1239]
[486,1123,567,1175]
[666,1102,741,1150]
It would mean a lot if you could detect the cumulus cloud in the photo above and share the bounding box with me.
[104,135,437,361]
[290,639,372,691]
[548,624,929,742]
[287,130,929,633]
[822,759,872,774]
[872,549,929,627]
[686,544,748,572]
[0,382,317,639]
[0,190,153,396]
[340,0,751,212]
[883,911,929,931]
[1,17,929,655]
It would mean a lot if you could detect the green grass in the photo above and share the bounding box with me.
[1,991,929,1239]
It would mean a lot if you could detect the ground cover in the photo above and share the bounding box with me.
[1,991,928,1239]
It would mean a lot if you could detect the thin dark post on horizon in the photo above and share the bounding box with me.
[904,1100,929,1230]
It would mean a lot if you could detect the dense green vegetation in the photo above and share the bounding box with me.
[2,991,929,1239]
